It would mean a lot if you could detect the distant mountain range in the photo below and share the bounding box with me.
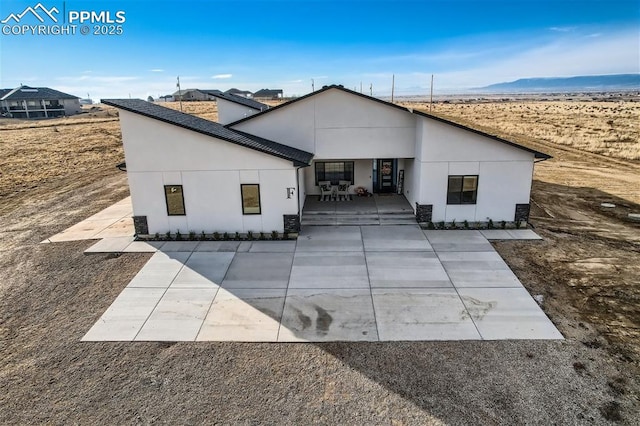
[475,74,640,93]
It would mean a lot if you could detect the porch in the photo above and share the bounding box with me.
[301,194,416,226]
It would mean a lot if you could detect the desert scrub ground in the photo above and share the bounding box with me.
[0,106,123,216]
[157,100,218,121]
[402,100,640,161]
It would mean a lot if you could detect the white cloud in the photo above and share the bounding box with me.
[212,74,232,79]
[549,26,576,32]
[150,69,164,72]
[57,75,139,84]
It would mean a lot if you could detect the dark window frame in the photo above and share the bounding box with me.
[164,185,186,216]
[241,184,262,215]
[315,161,355,185]
[447,175,479,205]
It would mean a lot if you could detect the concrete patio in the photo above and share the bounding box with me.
[82,225,561,342]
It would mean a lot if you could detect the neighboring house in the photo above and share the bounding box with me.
[158,95,175,102]
[253,88,284,99]
[172,89,214,101]
[213,92,269,125]
[0,86,81,118]
[224,88,253,98]
[103,85,549,236]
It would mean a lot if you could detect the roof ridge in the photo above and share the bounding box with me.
[226,84,412,127]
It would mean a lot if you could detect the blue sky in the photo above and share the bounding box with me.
[0,0,638,99]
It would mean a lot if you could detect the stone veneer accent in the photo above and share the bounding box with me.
[415,203,433,223]
[283,214,301,233]
[515,204,531,223]
[132,216,149,235]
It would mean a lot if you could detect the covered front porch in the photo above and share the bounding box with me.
[302,158,410,198]
[301,194,416,226]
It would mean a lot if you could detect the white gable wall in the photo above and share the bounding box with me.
[217,98,261,125]
[414,117,535,222]
[232,88,416,159]
[231,97,316,152]
[119,110,298,233]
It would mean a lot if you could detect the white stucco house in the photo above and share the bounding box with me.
[103,85,549,236]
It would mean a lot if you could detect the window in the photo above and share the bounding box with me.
[164,185,186,215]
[241,184,261,215]
[315,161,354,185]
[447,175,478,204]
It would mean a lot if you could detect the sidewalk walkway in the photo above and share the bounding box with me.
[42,197,134,243]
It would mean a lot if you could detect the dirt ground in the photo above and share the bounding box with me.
[0,99,639,424]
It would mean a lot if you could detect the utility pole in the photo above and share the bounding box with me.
[430,74,434,112]
[391,74,395,103]
[311,78,315,92]
[369,83,372,96]
[176,76,183,112]
[360,81,362,93]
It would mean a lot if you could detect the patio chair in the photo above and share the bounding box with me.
[337,180,351,201]
[319,181,334,201]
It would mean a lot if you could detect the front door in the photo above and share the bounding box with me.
[377,159,394,193]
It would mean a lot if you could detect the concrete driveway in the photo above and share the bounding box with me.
[82,225,562,342]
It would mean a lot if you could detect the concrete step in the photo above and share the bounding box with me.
[303,212,413,217]
[302,213,417,226]
[379,218,419,225]
[303,209,412,216]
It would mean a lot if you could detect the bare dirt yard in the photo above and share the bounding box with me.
[0,99,639,424]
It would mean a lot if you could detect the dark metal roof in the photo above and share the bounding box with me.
[228,84,551,159]
[202,89,223,96]
[0,86,79,101]
[101,99,313,166]
[215,92,268,110]
[172,88,207,96]
[253,88,283,98]
[225,88,253,96]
